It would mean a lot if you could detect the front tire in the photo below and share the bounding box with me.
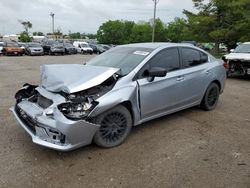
[201,83,220,111]
[93,105,132,148]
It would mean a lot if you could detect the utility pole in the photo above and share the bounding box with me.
[50,12,55,36]
[152,0,159,42]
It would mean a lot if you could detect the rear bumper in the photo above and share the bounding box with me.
[10,100,99,151]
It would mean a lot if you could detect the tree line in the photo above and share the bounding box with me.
[97,0,250,50]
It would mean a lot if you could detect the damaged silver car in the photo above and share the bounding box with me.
[10,43,226,151]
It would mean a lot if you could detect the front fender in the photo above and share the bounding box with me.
[88,83,141,125]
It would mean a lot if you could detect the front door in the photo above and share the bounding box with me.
[136,47,182,120]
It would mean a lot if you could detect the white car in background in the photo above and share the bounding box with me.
[223,42,250,77]
[73,41,93,54]
[0,42,4,54]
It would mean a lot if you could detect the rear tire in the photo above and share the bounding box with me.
[201,83,220,111]
[93,105,132,148]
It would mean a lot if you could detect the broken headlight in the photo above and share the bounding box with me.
[58,100,97,120]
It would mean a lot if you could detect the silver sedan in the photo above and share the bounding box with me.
[10,43,227,151]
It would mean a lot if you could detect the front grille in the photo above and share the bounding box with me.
[15,105,36,133]
[37,95,53,108]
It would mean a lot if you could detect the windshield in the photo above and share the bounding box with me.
[52,41,63,47]
[234,43,250,53]
[80,44,89,48]
[87,47,153,76]
[48,40,55,45]
[6,43,19,47]
[28,43,41,47]
[65,43,73,47]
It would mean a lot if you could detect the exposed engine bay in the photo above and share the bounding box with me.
[15,75,117,121]
[226,60,250,76]
[57,75,117,120]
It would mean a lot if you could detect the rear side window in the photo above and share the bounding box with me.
[181,48,208,68]
[148,48,180,72]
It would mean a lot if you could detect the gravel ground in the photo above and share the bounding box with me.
[0,55,249,188]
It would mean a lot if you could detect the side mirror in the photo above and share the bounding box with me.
[230,49,234,53]
[144,67,167,82]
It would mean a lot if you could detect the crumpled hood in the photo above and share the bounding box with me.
[41,64,119,94]
[225,53,250,61]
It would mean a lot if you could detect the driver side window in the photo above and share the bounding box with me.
[136,48,180,79]
[148,48,180,72]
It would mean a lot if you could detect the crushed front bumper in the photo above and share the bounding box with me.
[10,97,99,151]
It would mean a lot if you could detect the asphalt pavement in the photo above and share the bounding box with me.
[0,55,249,188]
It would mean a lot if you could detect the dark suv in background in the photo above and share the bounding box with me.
[64,43,77,54]
[42,40,65,55]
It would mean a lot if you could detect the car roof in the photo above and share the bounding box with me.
[121,42,197,50]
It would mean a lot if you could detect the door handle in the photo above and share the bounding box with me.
[176,76,184,81]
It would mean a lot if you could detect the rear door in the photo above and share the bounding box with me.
[177,47,211,106]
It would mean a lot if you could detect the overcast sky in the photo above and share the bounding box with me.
[0,0,195,35]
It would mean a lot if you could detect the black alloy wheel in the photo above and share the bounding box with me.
[93,105,132,148]
[201,83,220,111]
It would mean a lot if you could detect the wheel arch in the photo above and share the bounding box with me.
[201,79,222,104]
[211,80,222,92]
[120,101,134,124]
[88,84,140,126]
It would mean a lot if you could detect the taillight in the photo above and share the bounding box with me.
[223,61,229,69]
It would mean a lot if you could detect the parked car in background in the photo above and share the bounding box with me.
[100,44,111,51]
[199,43,214,51]
[25,43,44,56]
[181,41,197,46]
[18,42,26,51]
[64,43,77,54]
[73,41,93,54]
[2,42,24,56]
[42,40,54,54]
[11,43,226,151]
[0,42,3,54]
[223,42,250,77]
[89,44,106,54]
[219,44,227,52]
[42,40,65,55]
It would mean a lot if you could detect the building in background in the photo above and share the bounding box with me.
[3,34,19,42]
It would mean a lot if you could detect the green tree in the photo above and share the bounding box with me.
[184,0,250,51]
[69,32,81,39]
[85,33,97,39]
[19,32,31,42]
[97,20,135,44]
[33,32,44,36]
[154,18,168,42]
[165,18,191,42]
[54,29,63,39]
[130,21,152,43]
[121,21,135,43]
[19,20,32,34]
